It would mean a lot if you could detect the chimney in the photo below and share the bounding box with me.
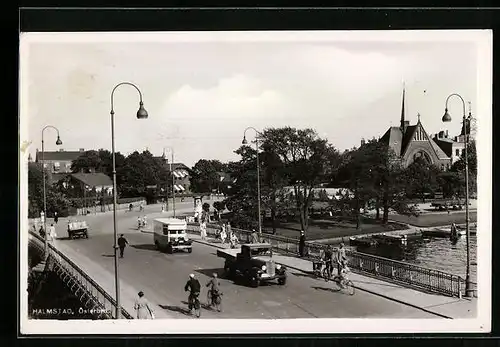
[79,148,85,152]
[438,131,444,138]
[59,148,64,152]
[361,138,366,146]
[445,130,449,138]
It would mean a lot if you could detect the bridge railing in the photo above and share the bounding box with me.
[28,231,133,319]
[187,222,474,298]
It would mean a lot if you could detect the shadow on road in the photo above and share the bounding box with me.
[159,304,191,316]
[195,268,225,278]
[291,271,317,280]
[312,285,341,293]
[131,244,157,251]
[181,300,212,311]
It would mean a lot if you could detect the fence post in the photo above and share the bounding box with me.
[374,263,379,274]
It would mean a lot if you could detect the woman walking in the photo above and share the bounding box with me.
[134,291,155,319]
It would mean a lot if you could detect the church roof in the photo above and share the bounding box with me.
[401,125,417,156]
[380,127,403,156]
[429,139,451,159]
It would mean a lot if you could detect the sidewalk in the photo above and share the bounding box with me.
[187,233,476,319]
[49,240,174,319]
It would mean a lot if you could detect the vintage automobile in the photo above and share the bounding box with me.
[67,220,89,239]
[153,218,193,254]
[217,243,287,287]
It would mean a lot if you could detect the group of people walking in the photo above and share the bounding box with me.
[137,215,148,229]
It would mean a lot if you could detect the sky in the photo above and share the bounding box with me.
[21,31,483,168]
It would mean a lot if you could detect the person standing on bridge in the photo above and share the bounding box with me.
[134,291,155,319]
[336,242,347,276]
[48,223,57,242]
[299,230,306,257]
[54,212,59,224]
[117,234,129,258]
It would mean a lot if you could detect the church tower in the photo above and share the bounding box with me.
[400,84,409,134]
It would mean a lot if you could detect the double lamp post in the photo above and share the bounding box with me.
[442,93,473,298]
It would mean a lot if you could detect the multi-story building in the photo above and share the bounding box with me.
[35,148,85,173]
[155,153,191,194]
[34,148,86,184]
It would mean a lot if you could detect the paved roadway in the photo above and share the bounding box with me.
[48,202,438,319]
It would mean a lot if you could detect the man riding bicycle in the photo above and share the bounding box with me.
[184,274,201,314]
[206,273,222,310]
[323,245,334,278]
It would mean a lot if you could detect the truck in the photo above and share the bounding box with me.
[217,243,287,288]
[153,218,193,253]
[67,220,89,239]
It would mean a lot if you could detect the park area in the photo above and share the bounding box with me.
[263,216,409,241]
[388,210,477,227]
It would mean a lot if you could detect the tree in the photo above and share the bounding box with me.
[224,146,261,230]
[260,146,288,234]
[260,127,341,234]
[405,157,441,202]
[336,140,415,227]
[28,162,71,218]
[450,139,477,196]
[119,150,166,198]
[28,162,45,218]
[437,171,463,199]
[190,159,227,193]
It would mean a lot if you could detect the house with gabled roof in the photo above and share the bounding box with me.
[35,148,86,174]
[380,88,453,170]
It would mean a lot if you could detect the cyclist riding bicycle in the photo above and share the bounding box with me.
[323,245,334,278]
[206,273,222,309]
[184,274,201,313]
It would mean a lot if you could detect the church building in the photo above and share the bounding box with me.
[380,88,460,170]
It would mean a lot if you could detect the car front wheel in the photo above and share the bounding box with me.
[250,276,260,288]
[278,277,287,285]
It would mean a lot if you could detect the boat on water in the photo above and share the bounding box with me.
[420,225,476,238]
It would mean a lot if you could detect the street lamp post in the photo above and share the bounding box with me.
[442,93,472,298]
[41,126,63,261]
[242,127,262,235]
[110,82,148,319]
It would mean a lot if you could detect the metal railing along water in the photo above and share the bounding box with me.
[187,222,475,298]
[28,231,133,319]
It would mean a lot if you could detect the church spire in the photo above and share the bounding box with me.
[400,82,406,133]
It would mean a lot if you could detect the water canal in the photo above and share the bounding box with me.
[354,234,478,283]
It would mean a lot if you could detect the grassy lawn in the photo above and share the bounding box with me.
[263,217,408,241]
[388,211,477,227]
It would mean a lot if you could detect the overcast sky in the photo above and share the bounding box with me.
[21,31,483,167]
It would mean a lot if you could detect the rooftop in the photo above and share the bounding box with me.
[35,149,85,162]
[71,172,113,188]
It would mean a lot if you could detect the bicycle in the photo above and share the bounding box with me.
[313,260,333,281]
[332,266,355,295]
[207,289,223,312]
[188,293,201,318]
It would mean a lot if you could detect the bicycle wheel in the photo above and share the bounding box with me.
[322,267,330,282]
[331,276,342,291]
[344,280,355,295]
[206,291,212,306]
[214,294,222,312]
